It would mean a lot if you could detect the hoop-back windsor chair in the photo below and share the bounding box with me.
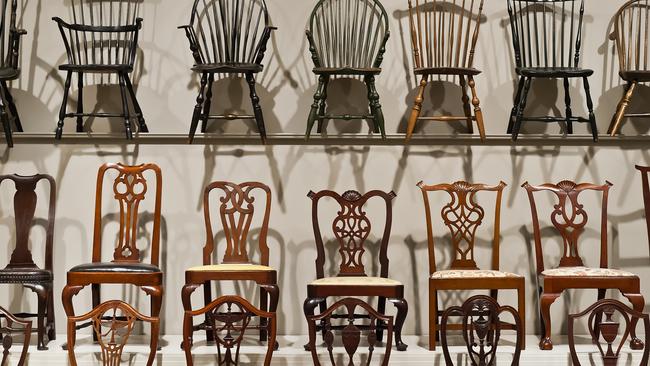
[0,0,25,148]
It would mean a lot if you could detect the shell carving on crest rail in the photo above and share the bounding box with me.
[218,184,257,263]
[112,170,148,261]
[550,180,588,267]
[441,182,485,269]
[333,190,371,276]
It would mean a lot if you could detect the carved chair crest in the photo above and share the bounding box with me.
[0,306,31,366]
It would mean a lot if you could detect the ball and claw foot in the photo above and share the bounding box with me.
[539,337,553,350]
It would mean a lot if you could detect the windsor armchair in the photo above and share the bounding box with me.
[181,181,278,346]
[67,300,159,366]
[418,180,525,351]
[0,306,31,366]
[637,165,650,255]
[306,297,393,366]
[506,0,598,141]
[0,0,25,148]
[305,0,390,139]
[53,0,148,140]
[0,174,56,350]
[62,163,163,345]
[180,0,276,144]
[406,0,486,142]
[183,295,277,366]
[568,299,650,366]
[303,189,408,352]
[609,0,650,136]
[440,295,523,366]
[522,180,645,350]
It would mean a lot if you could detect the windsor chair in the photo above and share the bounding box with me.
[0,306,31,366]
[406,0,486,142]
[305,0,390,139]
[609,0,650,136]
[637,165,650,255]
[0,0,25,148]
[0,174,56,350]
[440,295,523,366]
[181,181,279,346]
[522,180,645,350]
[506,0,598,141]
[66,300,159,366]
[303,189,408,352]
[568,299,650,366]
[183,295,277,366]
[53,0,148,140]
[180,0,276,144]
[418,180,525,351]
[306,297,394,366]
[62,163,163,346]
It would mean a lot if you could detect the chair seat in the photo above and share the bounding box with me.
[187,264,274,272]
[192,63,263,73]
[313,67,382,76]
[0,67,19,81]
[310,276,401,286]
[541,266,636,277]
[430,269,520,279]
[69,262,161,274]
[59,64,133,73]
[414,67,481,76]
[516,67,593,77]
[620,70,650,82]
[0,267,52,283]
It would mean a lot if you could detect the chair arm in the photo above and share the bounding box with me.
[253,26,276,65]
[52,17,141,33]
[179,24,203,65]
[7,28,27,68]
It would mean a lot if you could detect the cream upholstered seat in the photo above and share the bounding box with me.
[541,266,636,277]
[310,276,402,286]
[430,269,520,279]
[188,264,274,272]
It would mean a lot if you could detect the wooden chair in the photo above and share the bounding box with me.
[0,174,56,350]
[306,297,393,366]
[637,165,650,255]
[180,0,276,144]
[609,0,650,136]
[303,189,408,352]
[0,306,31,366]
[522,180,645,350]
[305,0,390,139]
[0,0,26,148]
[62,163,163,345]
[53,0,148,140]
[406,0,486,142]
[66,300,159,366]
[440,295,523,366]
[418,180,525,351]
[506,0,598,142]
[568,299,650,366]
[182,295,277,366]
[181,181,278,346]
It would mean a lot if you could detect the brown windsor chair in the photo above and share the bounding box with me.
[0,0,25,148]
[406,0,486,142]
[506,0,598,141]
[0,306,31,366]
[180,0,276,144]
[609,0,650,136]
[303,189,408,352]
[0,174,56,350]
[305,0,390,139]
[181,181,279,347]
[418,180,525,351]
[637,165,650,255]
[53,0,148,140]
[522,180,645,350]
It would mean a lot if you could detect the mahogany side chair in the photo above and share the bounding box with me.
[0,0,26,148]
[183,295,277,366]
[418,180,525,351]
[305,0,390,139]
[522,180,645,350]
[181,181,278,346]
[0,174,56,350]
[0,306,32,366]
[637,165,650,255]
[62,163,163,345]
[406,0,486,142]
[66,300,159,366]
[53,0,148,140]
[180,0,276,144]
[440,295,523,366]
[506,0,598,141]
[306,297,393,366]
[303,189,408,352]
[609,0,650,136]
[568,299,650,366]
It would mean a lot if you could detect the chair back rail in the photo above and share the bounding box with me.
[0,306,31,366]
[0,0,22,70]
[613,0,650,73]
[507,0,585,69]
[408,0,484,70]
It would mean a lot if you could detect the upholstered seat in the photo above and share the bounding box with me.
[0,267,53,282]
[187,264,274,272]
[541,266,636,277]
[430,269,520,279]
[516,67,594,78]
[69,262,161,273]
[311,276,401,286]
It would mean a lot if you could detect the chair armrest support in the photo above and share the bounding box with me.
[253,26,276,66]
[7,28,27,69]
[179,25,203,65]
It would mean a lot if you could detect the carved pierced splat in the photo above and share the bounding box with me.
[568,299,650,366]
[307,298,393,366]
[0,306,31,366]
[440,295,522,366]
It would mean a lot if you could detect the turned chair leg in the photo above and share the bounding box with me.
[583,76,598,141]
[622,292,646,349]
[306,75,327,139]
[366,75,386,139]
[1,108,12,148]
[317,76,329,134]
[460,75,474,134]
[468,76,485,141]
[124,74,148,133]
[1,81,22,132]
[55,71,73,140]
[406,76,428,141]
[117,73,132,139]
[188,73,208,144]
[201,73,214,134]
[246,72,267,143]
[539,291,560,350]
[609,81,637,136]
[508,77,525,134]
[389,297,408,351]
[76,72,84,132]
[563,77,573,135]
[512,77,532,141]
[376,296,387,342]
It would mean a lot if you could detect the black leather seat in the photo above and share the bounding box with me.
[414,67,482,76]
[69,262,161,273]
[192,62,263,73]
[516,67,593,78]
[0,267,53,282]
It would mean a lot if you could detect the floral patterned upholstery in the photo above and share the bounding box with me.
[187,264,274,272]
[430,269,520,279]
[310,276,402,286]
[541,266,637,277]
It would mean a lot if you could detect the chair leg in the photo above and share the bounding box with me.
[460,75,474,134]
[189,73,208,144]
[539,291,560,350]
[406,76,428,141]
[376,296,387,342]
[123,74,148,133]
[201,73,214,134]
[508,77,525,134]
[260,284,279,350]
[429,281,438,350]
[47,286,56,341]
[317,76,329,134]
[91,283,100,342]
[1,81,22,132]
[388,297,408,351]
[259,285,269,342]
[181,283,200,348]
[621,292,646,350]
[76,72,84,132]
[24,284,49,350]
[468,76,485,141]
[593,288,607,339]
[303,297,325,351]
[246,72,267,143]
[517,283,526,350]
[512,77,532,141]
[117,73,132,140]
[609,82,636,136]
[583,76,598,142]
[55,71,73,140]
[306,76,326,139]
[366,75,386,139]
[1,109,12,148]
[142,285,164,317]
[203,281,215,342]
[563,77,573,135]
